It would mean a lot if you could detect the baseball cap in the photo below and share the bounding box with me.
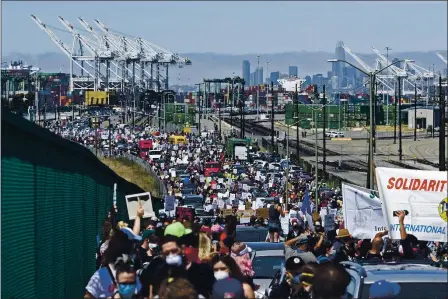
[120,227,142,241]
[369,280,401,299]
[296,234,310,245]
[141,229,155,240]
[285,256,305,271]
[212,277,244,299]
[164,222,186,238]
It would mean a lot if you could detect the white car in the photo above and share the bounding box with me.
[325,131,336,137]
[330,131,345,138]
[268,163,281,171]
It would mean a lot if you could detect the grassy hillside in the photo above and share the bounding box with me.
[100,157,161,197]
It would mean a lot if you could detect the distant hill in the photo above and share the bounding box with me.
[3,50,447,85]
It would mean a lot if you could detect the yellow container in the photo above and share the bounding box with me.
[85,91,108,106]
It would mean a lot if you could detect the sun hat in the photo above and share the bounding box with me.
[336,228,351,239]
[231,242,253,256]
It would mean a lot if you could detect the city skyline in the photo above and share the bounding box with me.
[2,1,447,55]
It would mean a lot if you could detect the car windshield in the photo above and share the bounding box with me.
[149,150,162,155]
[252,256,284,278]
[184,196,202,204]
[360,283,448,299]
[205,163,220,168]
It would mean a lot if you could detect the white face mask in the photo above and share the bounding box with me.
[166,254,182,266]
[214,270,229,280]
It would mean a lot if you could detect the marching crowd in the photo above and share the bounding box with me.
[49,117,447,299]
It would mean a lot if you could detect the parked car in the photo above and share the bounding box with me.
[342,261,448,299]
[330,131,345,138]
[245,242,285,299]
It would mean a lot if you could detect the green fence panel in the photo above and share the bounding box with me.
[1,110,143,298]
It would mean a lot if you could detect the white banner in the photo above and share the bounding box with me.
[342,183,386,240]
[376,167,447,242]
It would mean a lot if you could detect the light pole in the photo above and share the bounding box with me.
[328,58,414,189]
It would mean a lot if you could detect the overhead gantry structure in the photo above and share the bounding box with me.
[339,43,442,96]
[30,15,191,93]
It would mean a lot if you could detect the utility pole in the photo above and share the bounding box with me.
[295,84,300,163]
[270,81,275,152]
[414,82,417,141]
[367,74,375,189]
[195,83,202,132]
[239,86,244,139]
[322,85,327,178]
[218,96,222,140]
[398,76,403,161]
[439,76,446,171]
[242,81,246,138]
[394,83,398,144]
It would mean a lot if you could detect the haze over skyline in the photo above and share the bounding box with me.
[2,1,447,56]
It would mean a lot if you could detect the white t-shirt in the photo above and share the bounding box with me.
[85,264,142,298]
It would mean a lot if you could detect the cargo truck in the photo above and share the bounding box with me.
[226,138,251,160]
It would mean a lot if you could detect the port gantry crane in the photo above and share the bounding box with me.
[30,14,98,92]
[30,15,191,94]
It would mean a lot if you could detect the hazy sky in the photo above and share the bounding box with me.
[2,1,447,55]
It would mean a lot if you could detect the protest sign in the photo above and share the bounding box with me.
[164,195,176,211]
[176,207,195,221]
[222,209,233,217]
[342,183,385,239]
[376,167,447,242]
[125,192,154,220]
[256,208,269,219]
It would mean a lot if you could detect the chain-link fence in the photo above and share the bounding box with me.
[1,110,143,298]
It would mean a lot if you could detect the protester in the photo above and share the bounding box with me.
[284,234,318,264]
[211,255,255,299]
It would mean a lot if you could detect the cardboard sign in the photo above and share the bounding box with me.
[342,183,385,239]
[222,209,233,217]
[164,195,176,211]
[324,214,335,231]
[125,192,154,220]
[256,208,269,219]
[218,200,225,209]
[176,207,195,221]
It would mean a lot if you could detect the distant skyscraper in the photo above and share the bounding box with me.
[270,71,280,84]
[242,60,250,86]
[288,66,298,77]
[333,41,346,87]
[250,72,256,86]
[256,67,263,85]
[305,76,312,86]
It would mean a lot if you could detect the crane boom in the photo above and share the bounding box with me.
[341,44,373,73]
[436,52,447,64]
[29,14,95,79]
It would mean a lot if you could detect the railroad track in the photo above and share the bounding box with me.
[223,117,370,172]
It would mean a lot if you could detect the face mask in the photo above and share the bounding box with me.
[214,270,229,280]
[148,243,158,249]
[166,254,182,266]
[118,283,136,299]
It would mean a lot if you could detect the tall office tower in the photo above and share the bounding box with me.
[288,66,298,77]
[333,41,346,87]
[242,60,250,86]
[250,72,256,86]
[256,67,264,85]
[270,71,280,84]
[305,76,312,86]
